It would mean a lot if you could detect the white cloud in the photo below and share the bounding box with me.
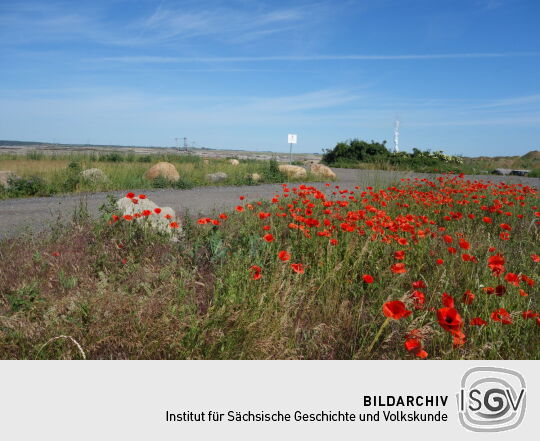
[98,52,539,64]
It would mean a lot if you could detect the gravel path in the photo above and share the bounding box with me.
[0,169,537,239]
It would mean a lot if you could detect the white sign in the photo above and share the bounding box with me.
[288,134,297,144]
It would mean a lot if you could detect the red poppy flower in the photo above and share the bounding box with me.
[142,210,152,216]
[483,216,492,224]
[126,192,135,198]
[236,205,244,212]
[518,289,528,297]
[291,263,304,274]
[495,285,506,296]
[470,317,487,326]
[249,265,262,280]
[532,254,540,263]
[504,272,520,286]
[462,290,475,305]
[197,218,209,224]
[447,246,457,254]
[394,250,406,260]
[154,208,162,214]
[239,196,245,200]
[491,308,512,324]
[436,258,444,265]
[442,293,455,308]
[487,254,505,275]
[383,301,412,320]
[111,214,119,222]
[329,238,338,246]
[404,338,428,359]
[499,223,511,231]
[219,213,228,219]
[263,234,274,242]
[411,290,425,309]
[443,235,453,244]
[522,310,539,319]
[278,251,291,261]
[499,232,510,241]
[362,274,374,284]
[391,263,407,274]
[138,194,147,199]
[123,214,133,221]
[458,239,470,250]
[169,222,180,229]
[521,274,534,287]
[437,307,464,333]
[164,214,172,219]
[408,281,424,291]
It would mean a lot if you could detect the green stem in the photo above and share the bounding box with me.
[367,317,391,354]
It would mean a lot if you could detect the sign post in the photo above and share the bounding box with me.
[287,134,297,164]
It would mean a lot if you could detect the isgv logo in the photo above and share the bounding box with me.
[457,367,526,432]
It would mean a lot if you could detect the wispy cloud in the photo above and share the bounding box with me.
[471,93,540,109]
[0,1,330,47]
[98,52,539,64]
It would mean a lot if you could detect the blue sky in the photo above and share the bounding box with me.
[0,0,539,156]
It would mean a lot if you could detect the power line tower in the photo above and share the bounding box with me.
[175,137,180,150]
[183,137,188,151]
[393,120,400,153]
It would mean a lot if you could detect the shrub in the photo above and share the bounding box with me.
[99,152,124,162]
[7,176,48,197]
[262,159,286,183]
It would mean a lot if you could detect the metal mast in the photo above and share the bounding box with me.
[393,120,400,153]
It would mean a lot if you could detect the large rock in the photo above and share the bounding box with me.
[207,172,228,183]
[229,159,240,166]
[248,173,261,182]
[116,196,180,235]
[80,168,108,183]
[0,171,19,188]
[144,162,180,182]
[278,164,307,179]
[310,163,336,179]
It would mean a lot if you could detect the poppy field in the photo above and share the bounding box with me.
[0,174,538,359]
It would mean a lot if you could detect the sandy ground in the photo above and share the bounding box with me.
[0,168,537,239]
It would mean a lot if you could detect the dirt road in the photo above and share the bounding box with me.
[0,169,537,239]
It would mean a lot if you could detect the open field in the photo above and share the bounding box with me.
[0,151,323,200]
[1,172,538,359]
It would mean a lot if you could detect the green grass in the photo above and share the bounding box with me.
[0,152,319,199]
[0,175,538,359]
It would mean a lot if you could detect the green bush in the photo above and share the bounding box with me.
[151,176,194,190]
[322,139,463,171]
[99,152,124,162]
[7,176,48,197]
[262,159,286,183]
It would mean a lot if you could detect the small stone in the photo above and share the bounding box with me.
[206,172,228,183]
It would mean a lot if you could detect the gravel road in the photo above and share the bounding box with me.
[0,169,537,239]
